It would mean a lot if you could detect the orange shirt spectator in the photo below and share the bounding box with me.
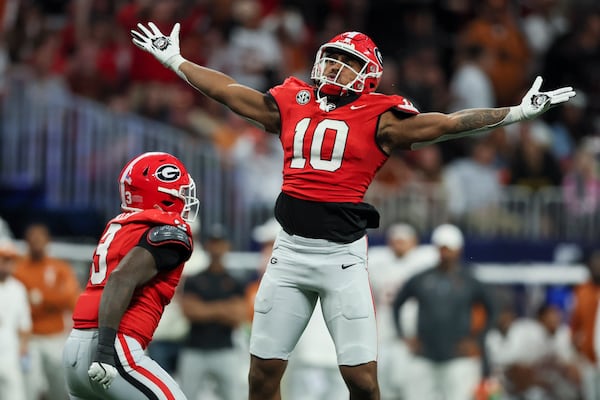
[14,255,79,335]
[570,249,600,400]
[13,222,80,400]
[13,224,80,335]
[459,0,531,106]
[570,281,600,363]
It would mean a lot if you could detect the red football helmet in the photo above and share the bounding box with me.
[311,31,383,97]
[118,152,199,222]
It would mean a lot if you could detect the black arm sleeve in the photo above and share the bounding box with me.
[137,225,193,271]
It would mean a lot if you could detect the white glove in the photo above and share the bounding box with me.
[131,22,186,74]
[88,361,118,390]
[509,76,576,122]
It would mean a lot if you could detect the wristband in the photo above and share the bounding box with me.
[500,106,526,125]
[165,54,187,80]
[94,327,117,365]
[485,106,525,130]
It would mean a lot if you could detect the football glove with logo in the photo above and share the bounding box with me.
[503,76,576,123]
[131,22,186,79]
[410,76,576,149]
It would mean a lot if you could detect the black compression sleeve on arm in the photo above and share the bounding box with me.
[94,327,117,365]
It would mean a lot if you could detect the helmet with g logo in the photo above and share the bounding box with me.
[311,31,383,97]
[118,152,199,222]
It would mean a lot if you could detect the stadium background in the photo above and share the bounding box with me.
[0,0,599,398]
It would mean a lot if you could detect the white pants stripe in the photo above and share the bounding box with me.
[115,333,179,400]
[63,329,186,400]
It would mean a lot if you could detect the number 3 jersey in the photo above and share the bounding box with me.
[268,77,419,243]
[72,209,193,348]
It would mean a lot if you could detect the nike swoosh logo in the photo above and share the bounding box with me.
[341,263,358,269]
[350,105,366,110]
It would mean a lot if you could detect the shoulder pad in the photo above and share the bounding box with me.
[147,225,192,250]
[392,96,419,114]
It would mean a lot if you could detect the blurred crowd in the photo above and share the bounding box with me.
[0,0,599,225]
[3,215,600,400]
[1,1,600,398]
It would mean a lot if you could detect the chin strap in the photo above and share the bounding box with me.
[315,84,339,112]
[317,96,337,112]
[315,81,362,112]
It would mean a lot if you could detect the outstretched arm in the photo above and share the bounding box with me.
[378,77,576,152]
[131,22,280,133]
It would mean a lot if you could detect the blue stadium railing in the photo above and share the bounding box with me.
[1,77,598,249]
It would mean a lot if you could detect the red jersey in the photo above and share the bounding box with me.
[72,210,192,348]
[270,77,419,203]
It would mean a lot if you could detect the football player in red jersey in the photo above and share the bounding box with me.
[62,152,199,399]
[130,23,576,400]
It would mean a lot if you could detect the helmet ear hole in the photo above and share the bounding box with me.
[162,200,174,207]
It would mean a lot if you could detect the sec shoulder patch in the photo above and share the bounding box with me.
[296,90,311,105]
